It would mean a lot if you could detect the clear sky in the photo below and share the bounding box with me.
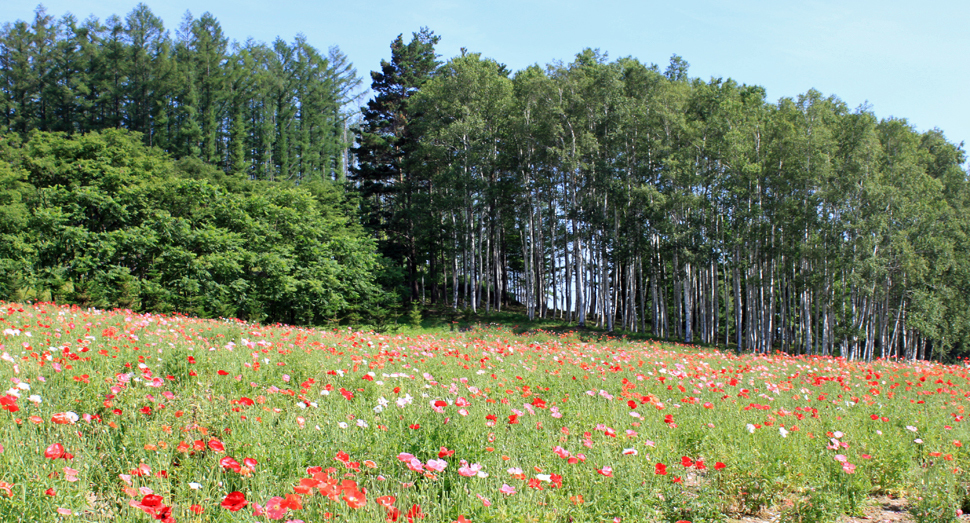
[2,0,968,156]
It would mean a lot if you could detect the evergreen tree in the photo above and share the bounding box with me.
[350,27,440,302]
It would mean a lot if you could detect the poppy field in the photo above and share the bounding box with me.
[1,302,969,523]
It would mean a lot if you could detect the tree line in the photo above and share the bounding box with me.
[1,6,968,361]
[0,129,387,324]
[0,4,360,182]
[352,31,970,361]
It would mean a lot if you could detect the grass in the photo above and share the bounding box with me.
[1,301,969,522]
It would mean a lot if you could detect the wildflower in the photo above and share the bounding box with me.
[426,459,447,472]
[220,456,242,472]
[44,443,66,460]
[343,487,366,509]
[221,491,248,511]
[406,504,425,522]
[265,496,287,520]
[458,462,483,477]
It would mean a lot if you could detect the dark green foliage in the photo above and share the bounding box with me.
[350,46,970,360]
[0,5,359,182]
[0,129,387,323]
[350,28,440,302]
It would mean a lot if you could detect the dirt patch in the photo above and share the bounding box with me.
[840,497,913,522]
[724,497,970,522]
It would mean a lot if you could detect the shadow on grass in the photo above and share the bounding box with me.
[377,302,724,350]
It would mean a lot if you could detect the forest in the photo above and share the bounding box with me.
[1,6,969,361]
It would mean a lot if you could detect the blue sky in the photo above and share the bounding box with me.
[2,0,968,155]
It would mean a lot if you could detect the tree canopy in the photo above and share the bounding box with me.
[0,129,387,324]
[0,4,360,182]
[354,48,970,361]
[2,5,969,361]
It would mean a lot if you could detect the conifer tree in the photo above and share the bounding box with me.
[351,27,440,302]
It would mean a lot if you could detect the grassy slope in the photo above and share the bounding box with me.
[0,301,968,523]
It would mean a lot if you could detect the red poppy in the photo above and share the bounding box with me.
[343,488,366,509]
[45,443,65,460]
[141,494,163,508]
[0,395,18,413]
[208,439,225,452]
[714,462,726,470]
[294,478,319,495]
[406,504,425,522]
[51,412,77,425]
[655,463,668,475]
[281,493,303,510]
[221,491,248,511]
[219,456,241,472]
[550,473,563,488]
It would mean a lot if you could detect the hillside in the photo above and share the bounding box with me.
[1,302,969,521]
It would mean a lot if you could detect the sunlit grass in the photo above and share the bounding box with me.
[1,302,968,522]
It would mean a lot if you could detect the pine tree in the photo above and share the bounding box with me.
[351,27,440,303]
